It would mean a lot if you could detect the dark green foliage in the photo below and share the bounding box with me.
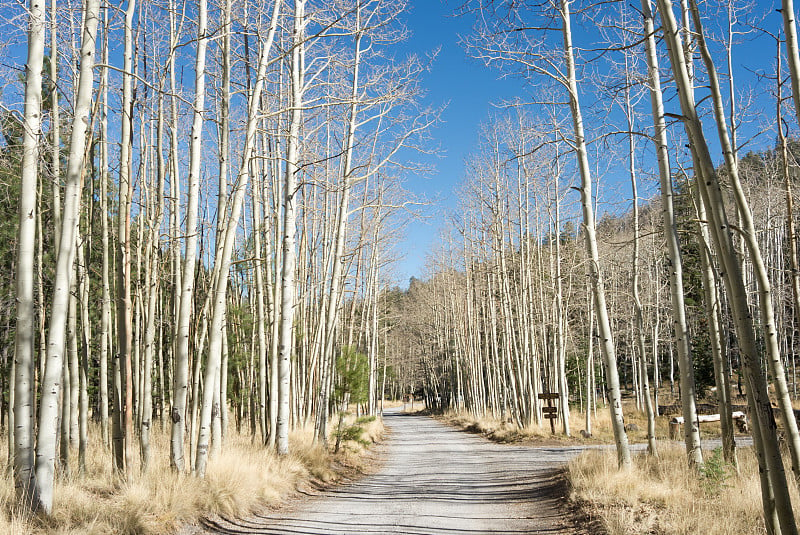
[690,318,716,396]
[335,345,369,404]
[673,174,716,393]
[698,447,731,495]
[335,423,369,445]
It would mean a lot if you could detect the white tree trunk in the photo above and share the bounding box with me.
[657,0,797,530]
[277,0,306,456]
[35,0,100,513]
[195,0,281,472]
[689,0,800,484]
[171,0,208,472]
[641,0,698,462]
[560,0,630,468]
[13,0,46,511]
[98,7,111,446]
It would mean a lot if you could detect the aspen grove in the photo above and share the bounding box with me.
[2,0,800,533]
[3,0,432,516]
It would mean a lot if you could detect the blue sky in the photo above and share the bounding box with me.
[391,0,790,286]
[391,1,527,284]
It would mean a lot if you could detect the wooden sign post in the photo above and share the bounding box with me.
[538,392,559,434]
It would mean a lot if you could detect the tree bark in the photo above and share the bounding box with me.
[35,0,100,513]
[171,0,208,473]
[561,0,630,468]
[657,0,797,530]
[277,0,306,456]
[14,0,46,511]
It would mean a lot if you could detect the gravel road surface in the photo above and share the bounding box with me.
[196,410,588,535]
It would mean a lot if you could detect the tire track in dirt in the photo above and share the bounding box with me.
[193,410,590,534]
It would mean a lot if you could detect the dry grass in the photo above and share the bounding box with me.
[568,444,798,534]
[438,400,744,446]
[439,411,555,443]
[0,413,384,534]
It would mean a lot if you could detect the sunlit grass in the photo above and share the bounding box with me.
[567,443,795,534]
[0,412,383,534]
[438,392,748,445]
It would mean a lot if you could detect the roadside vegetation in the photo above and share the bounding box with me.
[437,398,745,446]
[567,444,798,535]
[433,394,800,534]
[0,413,383,535]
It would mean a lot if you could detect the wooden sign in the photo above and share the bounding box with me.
[538,392,560,433]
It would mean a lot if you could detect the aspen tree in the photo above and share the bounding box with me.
[195,0,281,473]
[560,0,630,467]
[688,0,800,483]
[14,0,45,512]
[98,5,110,446]
[49,0,60,254]
[171,0,208,473]
[77,234,90,473]
[277,0,306,456]
[196,0,233,470]
[252,158,269,444]
[115,0,136,478]
[778,45,800,422]
[316,1,367,442]
[552,159,569,436]
[623,71,657,455]
[656,0,797,530]
[141,90,166,471]
[640,0,697,460]
[35,0,100,513]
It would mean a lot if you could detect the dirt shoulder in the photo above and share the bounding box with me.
[192,411,593,534]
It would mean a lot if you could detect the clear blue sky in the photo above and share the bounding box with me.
[390,0,786,286]
[392,1,527,285]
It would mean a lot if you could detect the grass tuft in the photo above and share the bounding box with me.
[567,443,795,534]
[0,412,383,534]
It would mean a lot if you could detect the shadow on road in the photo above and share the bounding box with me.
[198,411,582,534]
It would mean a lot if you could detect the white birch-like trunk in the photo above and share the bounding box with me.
[171,0,208,472]
[195,0,280,473]
[35,0,100,513]
[13,0,46,511]
[277,0,306,456]
[657,0,797,530]
[641,0,698,461]
[76,231,90,474]
[316,11,363,442]
[115,0,136,478]
[49,0,61,254]
[98,7,110,446]
[689,0,800,483]
[624,74,658,455]
[560,0,630,468]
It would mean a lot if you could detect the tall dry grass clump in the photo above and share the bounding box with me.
[439,410,550,442]
[0,413,383,534]
[568,443,796,534]
[440,401,732,445]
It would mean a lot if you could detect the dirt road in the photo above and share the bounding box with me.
[197,411,587,534]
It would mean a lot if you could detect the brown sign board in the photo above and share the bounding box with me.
[543,413,558,419]
[541,406,558,414]
[538,393,559,400]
